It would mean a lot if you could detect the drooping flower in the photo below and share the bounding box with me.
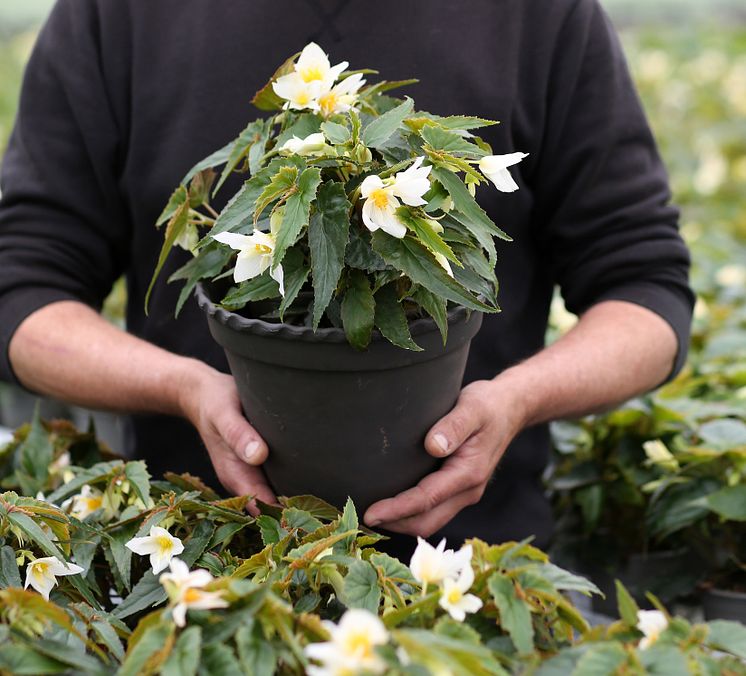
[24,556,84,600]
[125,526,185,574]
[305,609,389,676]
[62,484,104,520]
[637,610,669,650]
[438,563,483,621]
[280,132,330,157]
[478,152,528,192]
[159,558,228,627]
[273,42,349,112]
[318,73,366,117]
[213,230,285,296]
[360,157,432,238]
[409,537,472,590]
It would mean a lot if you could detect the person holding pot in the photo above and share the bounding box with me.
[0,0,693,555]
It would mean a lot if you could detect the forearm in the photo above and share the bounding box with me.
[8,300,210,417]
[499,300,679,429]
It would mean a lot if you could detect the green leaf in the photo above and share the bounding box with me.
[372,232,494,312]
[275,113,323,148]
[432,166,511,243]
[200,644,243,676]
[444,211,497,268]
[106,525,137,592]
[341,269,376,350]
[421,125,486,157]
[161,626,201,676]
[361,78,419,97]
[146,187,190,311]
[320,121,351,144]
[256,516,288,546]
[615,579,640,626]
[7,511,64,560]
[412,286,448,345]
[488,573,534,654]
[397,208,460,265]
[124,461,151,505]
[707,620,746,660]
[343,560,381,613]
[699,419,746,449]
[530,563,600,596]
[335,497,359,550]
[370,552,416,584]
[118,619,174,676]
[405,114,498,132]
[283,508,323,533]
[181,141,233,186]
[90,618,126,662]
[254,164,300,219]
[251,53,298,111]
[573,643,628,676]
[236,626,277,676]
[169,245,232,317]
[639,644,690,676]
[0,642,69,674]
[0,546,22,588]
[362,97,414,148]
[308,182,352,329]
[188,169,216,208]
[706,485,746,520]
[156,185,189,227]
[272,167,322,268]
[374,282,422,351]
[278,247,310,321]
[221,271,281,310]
[14,405,53,495]
[215,120,266,193]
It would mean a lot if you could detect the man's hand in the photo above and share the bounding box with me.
[363,378,527,537]
[179,367,277,514]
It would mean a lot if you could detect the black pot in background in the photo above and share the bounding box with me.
[196,283,483,513]
[702,587,746,623]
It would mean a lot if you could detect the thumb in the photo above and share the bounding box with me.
[217,407,269,466]
[424,400,481,458]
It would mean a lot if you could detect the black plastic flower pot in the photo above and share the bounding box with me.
[702,587,746,623]
[196,282,483,512]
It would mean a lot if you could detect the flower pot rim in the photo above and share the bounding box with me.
[702,586,746,600]
[195,281,474,344]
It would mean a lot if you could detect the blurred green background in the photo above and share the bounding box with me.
[1,0,745,440]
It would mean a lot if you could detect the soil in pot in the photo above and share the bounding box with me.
[196,282,483,513]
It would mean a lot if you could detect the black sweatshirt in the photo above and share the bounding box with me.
[0,0,693,549]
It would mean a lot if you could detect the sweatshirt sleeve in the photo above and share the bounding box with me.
[0,0,130,383]
[531,0,695,380]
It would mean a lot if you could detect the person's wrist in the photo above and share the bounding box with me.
[171,357,216,422]
[489,364,540,433]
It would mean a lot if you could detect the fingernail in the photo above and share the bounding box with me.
[243,440,261,462]
[366,518,381,528]
[433,433,450,455]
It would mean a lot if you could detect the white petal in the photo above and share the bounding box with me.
[362,199,380,232]
[360,175,384,198]
[376,206,407,239]
[172,602,188,627]
[150,550,172,575]
[125,536,159,556]
[328,60,350,83]
[486,168,519,193]
[234,251,269,283]
[458,594,484,614]
[479,152,528,173]
[456,562,475,591]
[213,232,252,250]
[53,562,84,577]
[270,264,285,297]
[185,569,216,588]
[297,42,331,76]
[334,73,365,96]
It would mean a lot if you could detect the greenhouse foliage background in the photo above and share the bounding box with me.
[1,0,745,605]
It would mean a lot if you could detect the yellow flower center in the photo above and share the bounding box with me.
[295,91,311,106]
[342,631,374,659]
[155,535,173,552]
[318,92,338,116]
[83,497,102,512]
[299,65,324,83]
[32,562,49,578]
[254,243,272,255]
[369,188,390,210]
[183,588,204,604]
[447,587,463,605]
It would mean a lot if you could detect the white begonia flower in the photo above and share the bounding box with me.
[305,609,389,676]
[643,440,679,471]
[637,610,669,650]
[280,132,330,157]
[479,152,529,193]
[213,231,285,296]
[318,73,366,117]
[62,484,104,520]
[125,526,185,574]
[49,451,71,476]
[410,537,473,590]
[273,72,324,112]
[295,42,348,89]
[24,556,84,600]
[438,563,483,622]
[360,157,432,239]
[159,558,227,627]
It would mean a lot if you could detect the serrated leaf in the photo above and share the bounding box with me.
[161,626,201,676]
[320,121,351,144]
[254,165,300,220]
[14,405,53,495]
[341,269,376,350]
[221,271,281,310]
[283,508,323,533]
[215,120,266,193]
[372,232,494,312]
[615,579,640,626]
[488,573,534,654]
[272,167,322,269]
[181,141,234,186]
[397,208,459,265]
[573,642,627,676]
[373,282,422,351]
[343,560,381,613]
[421,125,486,157]
[251,53,299,111]
[362,97,414,148]
[169,245,232,316]
[432,166,511,243]
[0,546,22,588]
[309,182,352,329]
[278,247,310,320]
[412,286,448,345]
[275,113,323,149]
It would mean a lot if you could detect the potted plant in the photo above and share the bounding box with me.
[148,43,525,510]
